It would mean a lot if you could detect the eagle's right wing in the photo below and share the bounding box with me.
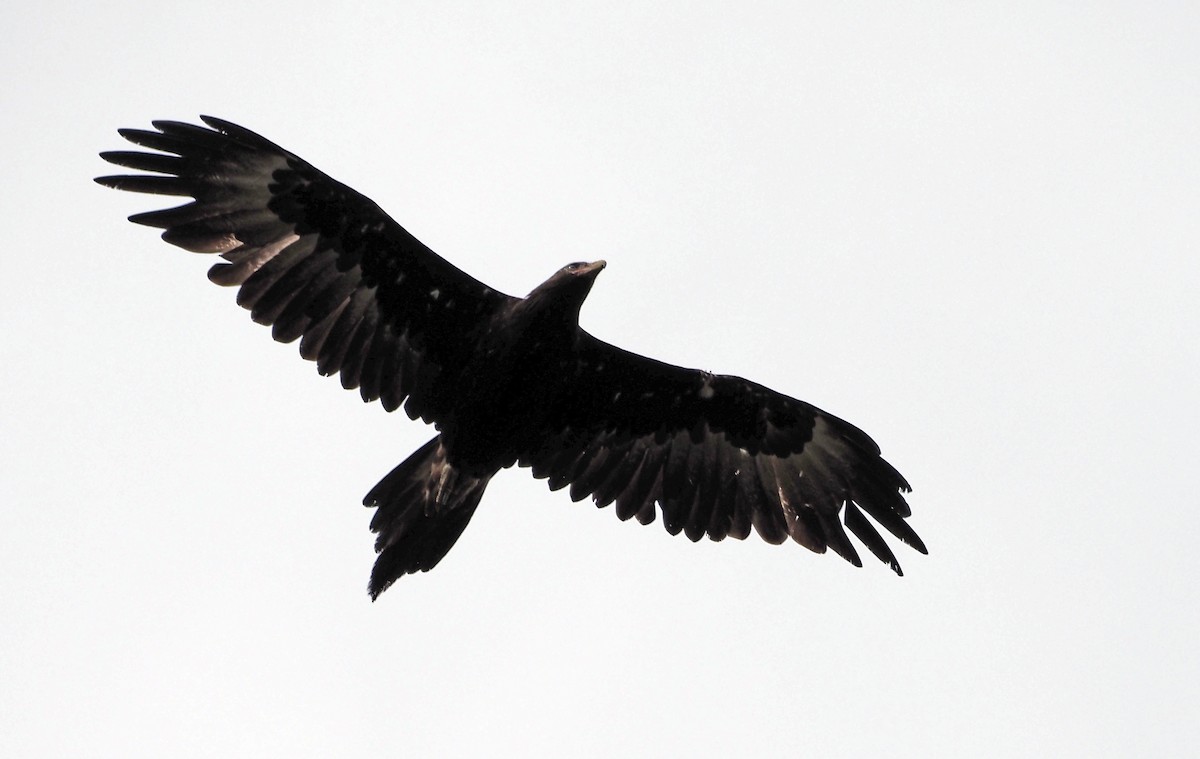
[96,116,514,423]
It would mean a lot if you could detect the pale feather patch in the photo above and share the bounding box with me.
[209,233,301,286]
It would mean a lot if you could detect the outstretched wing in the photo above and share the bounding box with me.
[96,116,513,422]
[520,334,927,573]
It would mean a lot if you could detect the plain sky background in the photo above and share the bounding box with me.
[2,2,1197,757]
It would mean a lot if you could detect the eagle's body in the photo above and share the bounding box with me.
[440,269,601,474]
[97,117,926,598]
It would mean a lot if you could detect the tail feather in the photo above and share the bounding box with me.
[363,436,490,599]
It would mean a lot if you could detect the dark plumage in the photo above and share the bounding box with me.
[96,117,927,598]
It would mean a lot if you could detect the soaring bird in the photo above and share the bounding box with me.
[96,117,926,598]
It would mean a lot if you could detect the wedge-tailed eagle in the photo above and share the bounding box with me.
[96,117,926,598]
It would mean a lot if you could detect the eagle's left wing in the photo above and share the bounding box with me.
[519,333,927,573]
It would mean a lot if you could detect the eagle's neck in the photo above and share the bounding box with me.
[514,272,595,339]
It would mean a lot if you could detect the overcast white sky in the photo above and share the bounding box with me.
[3,2,1197,757]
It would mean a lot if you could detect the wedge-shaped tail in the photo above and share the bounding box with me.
[364,437,491,599]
